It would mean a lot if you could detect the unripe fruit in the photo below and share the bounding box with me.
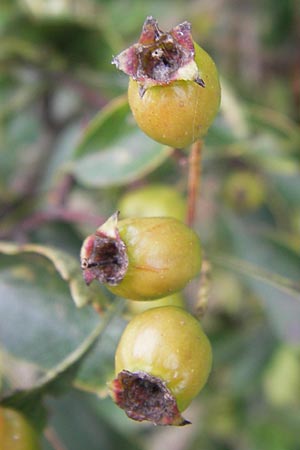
[128,43,220,148]
[0,407,41,450]
[80,212,202,300]
[113,17,221,148]
[223,171,266,212]
[110,306,212,425]
[263,345,300,408]
[118,184,186,221]
[127,292,185,315]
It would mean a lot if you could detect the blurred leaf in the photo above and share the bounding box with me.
[212,255,300,301]
[0,36,44,62]
[1,13,113,70]
[43,391,143,450]
[71,96,172,187]
[0,83,44,121]
[213,323,276,395]
[71,131,172,187]
[246,105,300,142]
[243,133,299,174]
[220,77,250,139]
[247,411,300,450]
[213,212,300,344]
[0,110,42,183]
[73,95,131,157]
[204,122,239,149]
[270,173,300,206]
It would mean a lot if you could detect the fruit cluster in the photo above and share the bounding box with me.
[81,17,220,426]
[81,196,212,425]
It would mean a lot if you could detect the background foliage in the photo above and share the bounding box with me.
[0,0,300,449]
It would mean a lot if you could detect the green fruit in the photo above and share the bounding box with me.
[81,213,202,300]
[127,292,185,315]
[223,172,266,212]
[110,306,212,425]
[128,42,220,148]
[0,407,41,450]
[263,345,300,408]
[210,270,243,314]
[118,184,186,221]
[113,17,221,148]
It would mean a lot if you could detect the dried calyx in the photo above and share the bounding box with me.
[110,370,190,426]
[112,16,205,95]
[80,212,128,286]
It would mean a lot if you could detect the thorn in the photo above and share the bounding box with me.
[180,418,192,426]
[138,84,147,98]
[195,77,205,87]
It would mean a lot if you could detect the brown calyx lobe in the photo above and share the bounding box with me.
[113,17,199,86]
[110,370,190,426]
[81,232,128,286]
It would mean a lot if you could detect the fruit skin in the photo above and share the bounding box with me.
[127,42,220,148]
[118,184,186,221]
[0,407,41,450]
[109,216,202,300]
[111,306,212,424]
[81,213,202,301]
[127,292,185,315]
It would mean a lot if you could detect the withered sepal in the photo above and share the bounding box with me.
[80,212,128,286]
[112,16,202,92]
[110,369,190,426]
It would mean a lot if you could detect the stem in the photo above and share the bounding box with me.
[49,174,75,208]
[1,209,104,240]
[44,427,68,450]
[186,140,203,227]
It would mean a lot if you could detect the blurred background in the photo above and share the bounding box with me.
[0,0,300,449]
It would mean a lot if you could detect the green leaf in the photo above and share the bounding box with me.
[213,323,276,395]
[212,255,300,300]
[0,249,97,369]
[0,304,122,430]
[75,314,126,393]
[44,391,144,450]
[213,212,300,344]
[0,37,43,63]
[219,77,250,139]
[73,95,131,157]
[246,104,300,142]
[71,130,172,187]
[270,173,300,206]
[70,95,173,187]
[0,242,124,395]
[0,241,103,307]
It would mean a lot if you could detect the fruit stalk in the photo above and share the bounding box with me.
[186,139,203,226]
